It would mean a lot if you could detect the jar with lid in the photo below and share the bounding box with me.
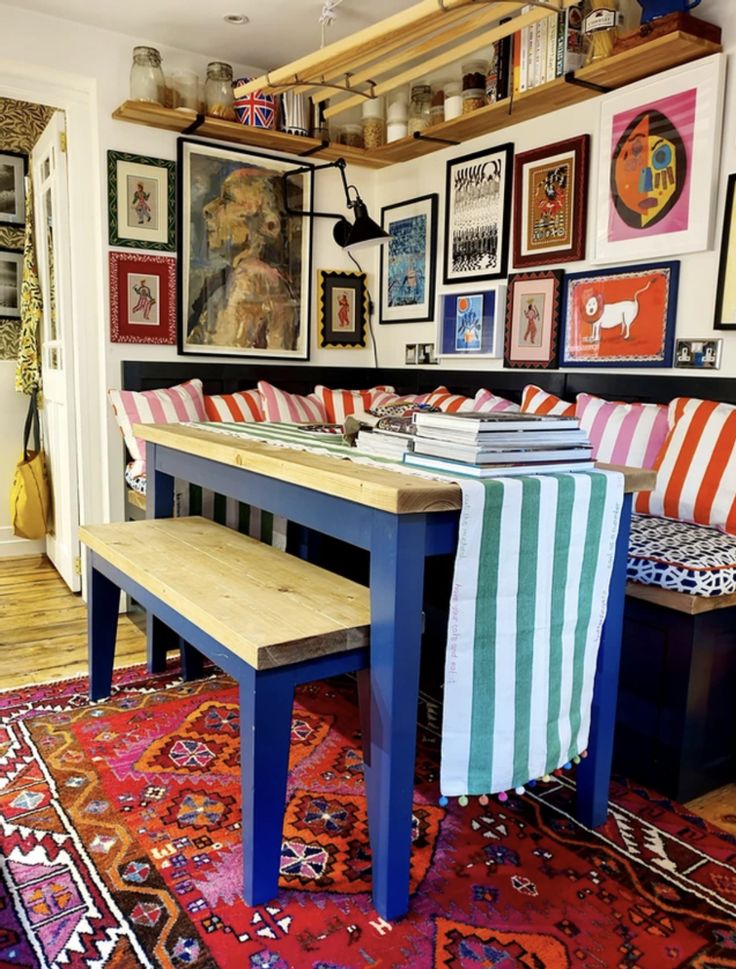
[339,123,364,148]
[361,98,385,150]
[429,85,445,126]
[171,69,199,111]
[205,61,236,120]
[584,0,620,64]
[462,88,486,114]
[461,59,487,92]
[444,80,463,121]
[386,96,408,142]
[130,46,165,104]
[408,82,431,135]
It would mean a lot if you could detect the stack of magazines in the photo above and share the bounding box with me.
[353,414,417,460]
[402,411,594,477]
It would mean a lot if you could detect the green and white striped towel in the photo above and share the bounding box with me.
[440,470,624,797]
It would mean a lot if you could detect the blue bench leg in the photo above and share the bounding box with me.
[146,447,176,673]
[147,615,178,673]
[577,493,633,827]
[357,668,371,767]
[180,638,204,681]
[240,666,295,906]
[87,559,121,701]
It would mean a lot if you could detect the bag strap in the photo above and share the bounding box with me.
[22,389,40,460]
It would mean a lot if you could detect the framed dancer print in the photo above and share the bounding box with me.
[379,193,437,324]
[444,143,513,284]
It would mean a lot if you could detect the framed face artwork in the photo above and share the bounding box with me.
[504,270,563,369]
[713,172,736,330]
[513,136,589,268]
[107,150,175,251]
[594,53,724,263]
[379,193,437,324]
[0,248,23,318]
[178,139,313,359]
[109,251,176,344]
[0,151,27,226]
[437,288,505,358]
[443,143,513,284]
[561,261,679,367]
[318,270,368,348]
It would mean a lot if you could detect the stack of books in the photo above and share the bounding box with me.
[353,414,417,460]
[403,411,594,477]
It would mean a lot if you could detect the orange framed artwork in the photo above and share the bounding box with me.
[560,261,679,367]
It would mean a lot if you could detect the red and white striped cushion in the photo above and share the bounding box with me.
[108,379,207,477]
[258,381,327,423]
[576,393,668,468]
[472,389,520,413]
[521,384,575,417]
[314,385,396,423]
[636,397,736,534]
[204,390,264,423]
[421,387,475,413]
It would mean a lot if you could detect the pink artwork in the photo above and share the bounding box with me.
[607,87,697,244]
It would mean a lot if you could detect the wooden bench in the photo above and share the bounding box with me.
[80,516,371,905]
[615,581,736,802]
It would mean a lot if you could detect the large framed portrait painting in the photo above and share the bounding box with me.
[178,138,313,359]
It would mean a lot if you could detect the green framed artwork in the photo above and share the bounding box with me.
[107,150,176,251]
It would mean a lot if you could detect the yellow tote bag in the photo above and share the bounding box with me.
[10,391,51,541]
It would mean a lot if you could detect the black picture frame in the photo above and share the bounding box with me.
[379,193,438,324]
[714,172,736,330]
[0,247,23,319]
[318,270,368,348]
[0,151,28,226]
[443,142,513,284]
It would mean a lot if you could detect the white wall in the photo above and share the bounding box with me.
[1,0,735,554]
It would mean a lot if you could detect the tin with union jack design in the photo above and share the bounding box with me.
[233,77,276,128]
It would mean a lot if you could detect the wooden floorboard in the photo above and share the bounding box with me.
[0,554,733,827]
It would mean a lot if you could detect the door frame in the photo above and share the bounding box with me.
[0,59,110,561]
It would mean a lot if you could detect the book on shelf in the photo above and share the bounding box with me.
[411,438,594,465]
[413,410,581,439]
[404,452,595,478]
[556,2,585,76]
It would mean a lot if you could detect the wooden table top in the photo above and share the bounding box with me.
[136,423,656,515]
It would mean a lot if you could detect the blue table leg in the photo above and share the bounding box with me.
[240,666,295,906]
[87,558,121,701]
[576,492,633,827]
[146,442,176,672]
[364,512,427,922]
[180,637,205,681]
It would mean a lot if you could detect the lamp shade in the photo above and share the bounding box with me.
[344,200,391,250]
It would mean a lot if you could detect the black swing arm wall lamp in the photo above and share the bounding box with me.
[282,157,391,251]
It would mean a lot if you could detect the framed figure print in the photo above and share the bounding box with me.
[444,143,513,284]
[504,270,563,369]
[513,136,589,268]
[109,250,176,344]
[594,53,724,263]
[318,270,368,348]
[0,248,23,318]
[107,150,175,251]
[380,193,437,324]
[561,261,679,367]
[437,288,505,358]
[0,151,27,226]
[714,172,736,330]
[178,139,313,359]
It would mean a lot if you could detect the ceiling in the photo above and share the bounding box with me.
[11,0,415,70]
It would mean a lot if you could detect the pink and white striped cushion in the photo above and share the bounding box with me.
[521,384,575,417]
[314,385,396,423]
[108,379,207,477]
[575,393,669,468]
[204,390,264,423]
[258,381,327,423]
[472,389,520,413]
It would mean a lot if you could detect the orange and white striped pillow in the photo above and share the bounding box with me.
[636,397,736,534]
[204,390,264,423]
[314,385,396,423]
[521,384,575,417]
[257,380,327,423]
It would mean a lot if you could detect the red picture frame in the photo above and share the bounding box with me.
[109,250,176,344]
[512,135,589,269]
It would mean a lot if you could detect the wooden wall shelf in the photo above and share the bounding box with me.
[113,31,720,170]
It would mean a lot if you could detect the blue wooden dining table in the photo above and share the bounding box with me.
[135,421,653,921]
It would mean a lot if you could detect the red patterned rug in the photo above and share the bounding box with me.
[2,666,736,969]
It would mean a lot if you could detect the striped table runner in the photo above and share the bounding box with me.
[440,470,624,797]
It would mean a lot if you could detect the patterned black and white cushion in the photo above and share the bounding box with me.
[627,513,736,596]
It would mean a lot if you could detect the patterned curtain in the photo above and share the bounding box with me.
[15,175,43,395]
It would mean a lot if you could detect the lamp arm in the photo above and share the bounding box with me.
[282,156,353,220]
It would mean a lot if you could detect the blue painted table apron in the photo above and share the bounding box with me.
[144,434,633,922]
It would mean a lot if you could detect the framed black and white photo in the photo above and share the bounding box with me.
[443,143,513,284]
[380,193,437,324]
[0,151,27,226]
[0,248,23,318]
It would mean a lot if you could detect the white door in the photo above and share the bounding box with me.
[32,112,80,592]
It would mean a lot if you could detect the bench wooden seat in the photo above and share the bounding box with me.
[80,516,371,906]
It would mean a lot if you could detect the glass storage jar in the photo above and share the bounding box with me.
[429,85,445,126]
[130,46,165,104]
[443,80,463,121]
[361,98,386,150]
[408,82,431,135]
[462,88,486,114]
[386,96,408,142]
[171,69,198,111]
[461,59,487,92]
[205,61,236,120]
[339,123,364,148]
